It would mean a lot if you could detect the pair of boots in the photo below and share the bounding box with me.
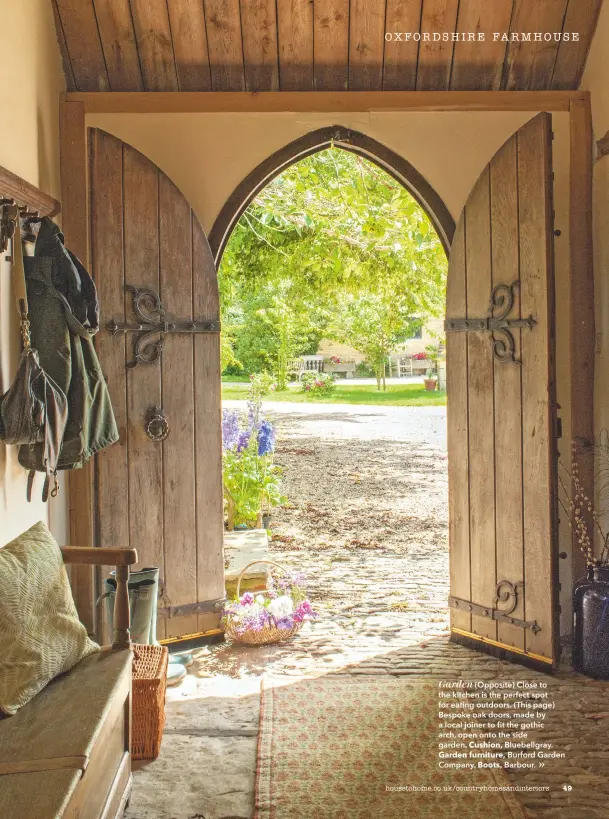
[104,567,192,686]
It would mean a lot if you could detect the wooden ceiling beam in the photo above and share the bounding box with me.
[167,0,212,91]
[66,89,581,114]
[277,0,314,91]
[92,0,142,91]
[239,0,280,91]
[552,0,604,90]
[313,0,349,90]
[129,0,179,91]
[383,0,422,91]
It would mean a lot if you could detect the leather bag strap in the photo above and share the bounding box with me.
[11,217,31,349]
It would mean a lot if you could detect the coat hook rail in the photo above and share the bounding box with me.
[0,164,61,253]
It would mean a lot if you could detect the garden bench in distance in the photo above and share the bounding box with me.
[0,545,137,819]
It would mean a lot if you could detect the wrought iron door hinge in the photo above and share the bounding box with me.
[158,596,226,619]
[445,281,536,365]
[449,580,540,633]
[106,285,221,368]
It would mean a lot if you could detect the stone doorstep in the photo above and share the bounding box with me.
[224,528,270,598]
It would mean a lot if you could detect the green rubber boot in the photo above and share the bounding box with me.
[104,571,187,687]
[105,569,194,667]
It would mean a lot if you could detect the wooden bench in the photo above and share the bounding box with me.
[0,546,138,819]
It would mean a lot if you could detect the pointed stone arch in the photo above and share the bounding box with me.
[208,125,455,264]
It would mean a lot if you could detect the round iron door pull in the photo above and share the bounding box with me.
[145,406,169,442]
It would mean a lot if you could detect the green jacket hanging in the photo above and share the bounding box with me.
[18,218,119,485]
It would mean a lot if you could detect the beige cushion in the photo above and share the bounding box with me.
[0,521,99,715]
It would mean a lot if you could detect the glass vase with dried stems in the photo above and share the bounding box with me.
[560,435,609,676]
[558,439,609,569]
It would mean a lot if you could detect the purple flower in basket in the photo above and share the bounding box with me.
[222,409,240,451]
[293,600,317,623]
[240,592,254,605]
[274,616,295,630]
[257,420,276,456]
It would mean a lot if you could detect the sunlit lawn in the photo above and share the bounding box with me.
[222,380,446,407]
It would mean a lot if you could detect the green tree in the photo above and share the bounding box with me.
[218,148,447,387]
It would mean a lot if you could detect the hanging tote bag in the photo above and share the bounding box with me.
[0,214,68,501]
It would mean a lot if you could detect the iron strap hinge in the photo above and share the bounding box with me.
[444,281,537,365]
[106,285,221,368]
[448,579,541,634]
[158,596,226,619]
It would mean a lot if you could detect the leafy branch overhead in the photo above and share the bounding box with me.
[218,148,447,388]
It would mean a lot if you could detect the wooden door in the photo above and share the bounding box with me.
[90,129,225,642]
[446,113,559,670]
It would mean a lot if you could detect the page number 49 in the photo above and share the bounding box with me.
[563,785,573,792]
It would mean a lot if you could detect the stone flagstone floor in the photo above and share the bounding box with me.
[126,404,609,819]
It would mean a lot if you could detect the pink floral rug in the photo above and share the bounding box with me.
[255,677,526,819]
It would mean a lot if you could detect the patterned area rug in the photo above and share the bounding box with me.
[255,677,526,819]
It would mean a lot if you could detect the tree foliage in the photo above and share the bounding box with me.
[218,147,447,389]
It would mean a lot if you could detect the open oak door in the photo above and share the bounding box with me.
[446,113,559,670]
[90,129,225,643]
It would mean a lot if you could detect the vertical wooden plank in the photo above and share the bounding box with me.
[166,0,212,91]
[518,113,556,661]
[447,218,472,636]
[90,130,129,646]
[465,168,497,642]
[240,0,279,91]
[61,99,95,632]
[122,144,166,638]
[490,135,526,652]
[193,218,225,634]
[383,0,422,91]
[277,0,314,91]
[93,0,143,91]
[129,0,179,91]
[552,0,603,90]
[51,0,76,91]
[570,96,595,585]
[314,0,350,90]
[416,0,459,91]
[503,0,569,91]
[159,174,198,639]
[348,0,386,91]
[450,0,514,90]
[204,0,246,91]
[55,0,110,91]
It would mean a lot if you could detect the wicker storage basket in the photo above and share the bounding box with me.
[131,644,168,760]
[224,560,304,646]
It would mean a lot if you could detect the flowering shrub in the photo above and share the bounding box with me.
[222,408,285,527]
[222,570,317,637]
[328,355,342,364]
[412,352,428,361]
[300,371,336,395]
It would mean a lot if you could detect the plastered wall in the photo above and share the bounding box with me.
[0,0,66,545]
[87,107,574,631]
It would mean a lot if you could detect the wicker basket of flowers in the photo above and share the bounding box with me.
[223,560,316,645]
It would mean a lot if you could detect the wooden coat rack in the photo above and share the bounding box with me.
[0,163,61,251]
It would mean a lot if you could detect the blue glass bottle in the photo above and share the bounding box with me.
[572,565,594,671]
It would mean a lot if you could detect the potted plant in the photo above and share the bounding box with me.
[424,368,438,391]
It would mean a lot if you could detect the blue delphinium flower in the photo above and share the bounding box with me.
[222,409,240,451]
[257,420,276,456]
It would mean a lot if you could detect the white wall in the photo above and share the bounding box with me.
[0,0,66,546]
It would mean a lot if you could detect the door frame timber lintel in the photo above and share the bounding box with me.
[59,91,594,640]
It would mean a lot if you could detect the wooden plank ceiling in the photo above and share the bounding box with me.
[52,0,602,92]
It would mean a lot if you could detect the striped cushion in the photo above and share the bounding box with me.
[0,522,98,715]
